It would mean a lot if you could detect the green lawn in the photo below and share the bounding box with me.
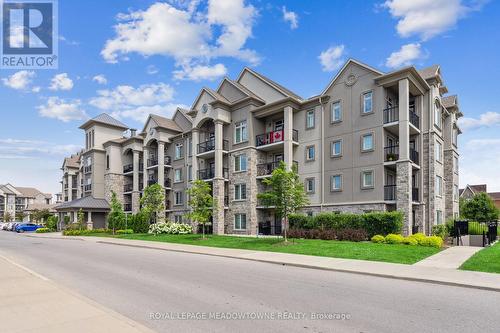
[460,242,500,273]
[90,233,440,265]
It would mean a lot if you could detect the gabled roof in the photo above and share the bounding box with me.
[321,58,384,95]
[79,113,129,130]
[488,192,500,200]
[55,196,110,210]
[418,65,440,80]
[0,184,22,196]
[141,114,183,133]
[175,108,192,123]
[442,95,458,109]
[15,187,42,198]
[460,184,487,197]
[237,67,303,101]
[63,151,82,169]
[217,77,265,103]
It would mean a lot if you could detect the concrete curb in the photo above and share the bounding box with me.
[94,239,500,293]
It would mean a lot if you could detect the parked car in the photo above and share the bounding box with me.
[5,222,15,231]
[10,222,20,231]
[15,223,41,233]
[0,222,5,230]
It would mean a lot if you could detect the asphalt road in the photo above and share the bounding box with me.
[0,231,499,333]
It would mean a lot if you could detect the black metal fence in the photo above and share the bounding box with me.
[258,222,282,236]
[453,220,499,247]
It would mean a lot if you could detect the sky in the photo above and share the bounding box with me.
[1,0,499,196]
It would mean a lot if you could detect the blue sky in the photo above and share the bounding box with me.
[1,0,499,195]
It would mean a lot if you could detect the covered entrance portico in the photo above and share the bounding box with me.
[55,197,110,230]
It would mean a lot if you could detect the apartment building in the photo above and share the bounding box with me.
[0,184,54,222]
[58,59,461,235]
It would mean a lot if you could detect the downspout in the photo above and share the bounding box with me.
[319,96,327,212]
[427,90,433,235]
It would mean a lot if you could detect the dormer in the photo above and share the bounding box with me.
[79,113,129,151]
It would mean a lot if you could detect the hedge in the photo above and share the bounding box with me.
[371,232,443,248]
[289,211,403,237]
[35,227,52,233]
[63,229,110,236]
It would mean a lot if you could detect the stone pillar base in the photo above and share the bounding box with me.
[132,192,141,213]
[212,178,225,235]
[86,222,93,230]
[396,161,412,236]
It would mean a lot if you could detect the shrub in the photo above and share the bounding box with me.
[65,222,87,231]
[409,233,426,245]
[148,222,193,235]
[402,237,418,245]
[63,228,109,236]
[116,229,134,234]
[45,216,58,231]
[129,212,150,233]
[288,214,313,229]
[361,211,403,237]
[371,235,385,243]
[432,224,449,240]
[288,229,337,240]
[35,227,51,233]
[385,233,404,244]
[421,236,443,248]
[336,228,368,242]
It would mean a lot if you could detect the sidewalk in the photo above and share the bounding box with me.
[414,246,482,269]
[0,254,154,333]
[30,233,500,292]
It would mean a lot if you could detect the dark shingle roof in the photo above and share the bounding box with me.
[79,113,129,130]
[55,196,110,210]
[488,192,500,200]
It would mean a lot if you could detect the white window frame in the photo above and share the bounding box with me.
[331,175,342,192]
[435,141,443,162]
[234,154,247,172]
[175,142,184,160]
[331,101,342,123]
[234,183,247,201]
[436,210,443,225]
[361,170,374,189]
[305,178,315,193]
[361,133,374,152]
[306,109,315,129]
[188,165,192,181]
[174,168,183,183]
[234,214,247,230]
[362,91,373,114]
[434,101,442,129]
[331,140,342,157]
[174,191,183,205]
[436,175,443,196]
[306,145,315,161]
[234,120,248,144]
[454,156,459,174]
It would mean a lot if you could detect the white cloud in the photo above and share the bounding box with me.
[147,65,159,75]
[49,73,74,91]
[101,1,258,80]
[173,63,227,81]
[89,82,181,122]
[459,112,500,131]
[383,0,487,40]
[2,70,35,90]
[318,45,346,72]
[282,6,298,29]
[0,138,81,157]
[385,43,425,68]
[92,74,108,85]
[37,97,87,122]
[59,35,80,46]
[460,137,500,191]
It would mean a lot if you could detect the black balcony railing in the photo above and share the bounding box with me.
[224,196,229,206]
[165,156,172,165]
[197,139,229,154]
[165,200,171,210]
[256,161,298,177]
[84,184,92,192]
[198,168,229,180]
[123,164,133,173]
[147,158,158,167]
[84,165,92,173]
[410,148,419,165]
[384,145,399,162]
[410,112,420,129]
[124,183,133,192]
[124,204,132,212]
[412,187,419,202]
[148,179,157,186]
[64,183,68,189]
[384,184,396,201]
[383,106,399,124]
[164,178,172,188]
[139,163,144,172]
[255,129,299,147]
[258,222,282,236]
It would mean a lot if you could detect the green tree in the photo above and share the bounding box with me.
[461,192,499,222]
[257,161,309,242]
[16,211,27,222]
[46,215,58,231]
[185,179,214,239]
[140,184,165,234]
[31,209,51,224]
[77,208,85,231]
[108,191,125,234]
[3,211,13,222]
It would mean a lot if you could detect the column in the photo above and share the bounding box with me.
[191,129,199,180]
[87,211,93,230]
[158,141,165,187]
[213,120,225,235]
[396,79,413,235]
[143,148,149,189]
[283,106,294,170]
[68,175,73,201]
[132,150,140,213]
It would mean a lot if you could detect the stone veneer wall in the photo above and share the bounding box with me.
[104,173,124,204]
[443,149,455,220]
[396,161,412,235]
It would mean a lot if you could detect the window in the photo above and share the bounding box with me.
[361,170,374,189]
[436,176,443,196]
[91,130,95,148]
[306,145,315,161]
[306,110,315,129]
[234,154,247,172]
[188,165,192,181]
[436,210,443,225]
[235,120,248,144]
[174,168,183,182]
[362,134,374,151]
[435,141,442,162]
[234,214,247,230]
[305,178,315,193]
[331,140,342,157]
[85,133,89,150]
[454,184,459,201]
[175,142,184,159]
[331,175,342,191]
[106,155,109,169]
[331,101,342,122]
[174,215,183,223]
[452,128,458,146]
[174,191,183,205]
[434,101,442,129]
[188,137,192,156]
[330,140,342,157]
[234,184,247,200]
[363,91,373,114]
[307,211,313,217]
[454,156,459,173]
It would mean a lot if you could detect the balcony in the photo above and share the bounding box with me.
[198,168,229,180]
[165,156,172,166]
[124,183,133,193]
[255,129,298,150]
[256,161,298,177]
[409,112,419,129]
[410,148,419,165]
[224,196,229,206]
[383,106,399,124]
[147,158,158,168]
[84,165,92,174]
[64,183,68,189]
[124,204,132,212]
[384,184,396,201]
[412,187,419,202]
[123,164,133,174]
[165,200,171,210]
[84,184,92,192]
[197,139,229,155]
[384,145,399,162]
[164,178,172,188]
[148,178,157,186]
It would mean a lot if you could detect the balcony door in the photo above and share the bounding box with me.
[274,120,284,132]
[274,154,283,162]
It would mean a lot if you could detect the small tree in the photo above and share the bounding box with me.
[77,208,85,231]
[3,211,13,222]
[16,211,27,222]
[108,191,125,234]
[461,192,499,222]
[140,184,165,235]
[46,215,58,231]
[258,161,309,242]
[32,209,51,224]
[185,179,214,239]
